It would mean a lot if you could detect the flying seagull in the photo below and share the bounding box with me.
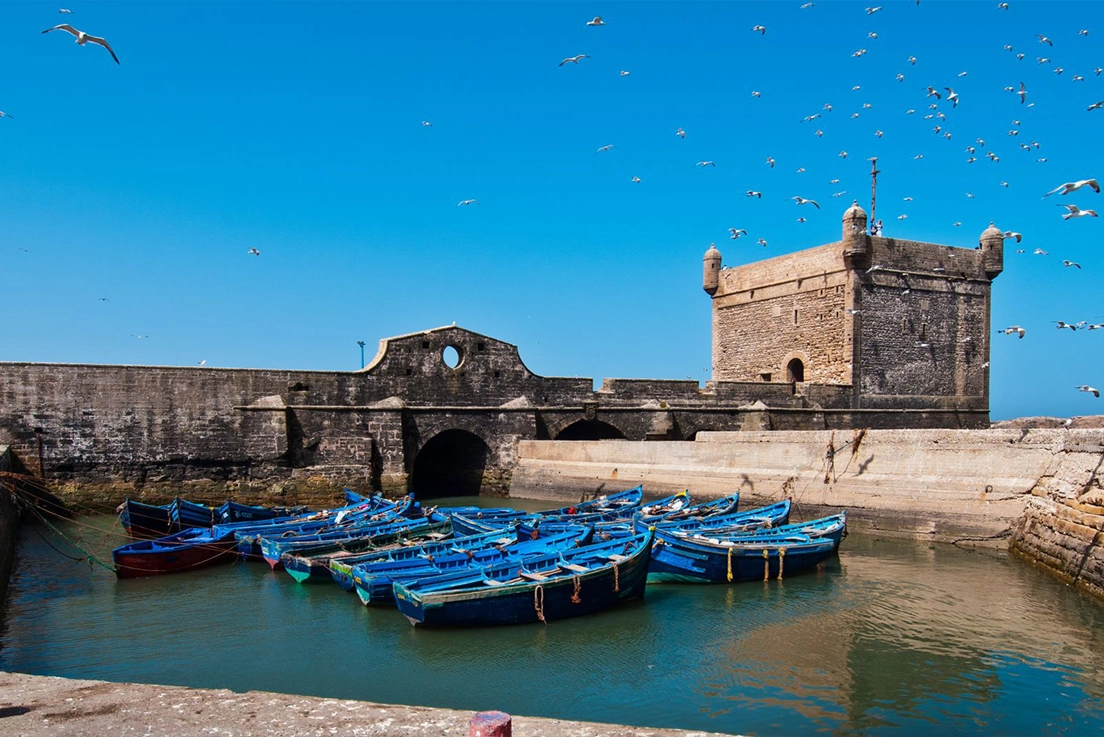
[999,325,1026,338]
[457,199,480,206]
[696,160,716,167]
[944,87,960,107]
[586,16,604,26]
[728,228,747,239]
[676,127,685,138]
[1063,260,1082,268]
[58,8,72,13]
[1059,204,1099,219]
[595,144,615,153]
[247,247,260,256]
[559,54,589,66]
[792,196,820,208]
[1044,179,1099,197]
[42,24,119,64]
[1018,82,1027,103]
[751,25,766,34]
[1077,385,1100,397]
[0,111,12,119]
[1037,34,1053,46]
[1002,231,1023,242]
[630,176,641,183]
[746,190,762,198]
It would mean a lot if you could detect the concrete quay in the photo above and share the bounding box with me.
[0,672,735,737]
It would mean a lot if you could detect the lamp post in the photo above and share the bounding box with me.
[357,340,365,369]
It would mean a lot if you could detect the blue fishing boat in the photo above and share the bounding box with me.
[392,528,653,627]
[680,512,847,547]
[328,527,523,591]
[233,494,400,560]
[646,530,840,584]
[348,525,594,605]
[656,492,740,521]
[536,485,644,518]
[116,498,176,538]
[217,500,309,524]
[649,499,791,534]
[275,511,451,577]
[449,508,532,537]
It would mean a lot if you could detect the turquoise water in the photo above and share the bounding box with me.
[3,502,1104,736]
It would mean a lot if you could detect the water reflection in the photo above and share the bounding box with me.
[2,515,1104,736]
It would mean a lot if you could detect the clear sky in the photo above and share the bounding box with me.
[1,1,1101,421]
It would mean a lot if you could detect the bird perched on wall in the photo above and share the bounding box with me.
[1044,179,1100,197]
[1059,204,1099,219]
[1063,260,1082,269]
[559,54,589,66]
[999,325,1026,338]
[1077,385,1100,397]
[42,24,119,63]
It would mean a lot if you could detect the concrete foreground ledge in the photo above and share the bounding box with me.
[0,672,736,737]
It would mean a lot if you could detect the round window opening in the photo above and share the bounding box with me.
[442,345,463,369]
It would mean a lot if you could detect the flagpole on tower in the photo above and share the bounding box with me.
[869,157,880,235]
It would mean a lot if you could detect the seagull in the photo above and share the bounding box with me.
[897,214,908,220]
[58,8,72,13]
[1044,179,1099,197]
[1087,324,1104,330]
[247,247,261,256]
[42,24,119,64]
[198,360,207,367]
[586,16,604,26]
[998,2,1009,8]
[801,2,814,8]
[944,87,960,107]
[676,127,686,138]
[839,150,848,159]
[965,192,975,198]
[421,120,432,127]
[1080,29,1090,36]
[866,7,882,14]
[0,111,13,119]
[852,49,868,58]
[907,55,917,65]
[896,73,905,82]
[1077,385,1100,397]
[1018,82,1027,103]
[1003,231,1023,242]
[766,156,775,167]
[846,308,861,315]
[1037,34,1053,46]
[457,199,480,206]
[1089,101,1104,111]
[792,196,820,208]
[999,326,1026,338]
[559,54,589,66]
[756,238,768,247]
[751,25,766,34]
[797,217,807,223]
[728,228,747,239]
[619,70,630,76]
[696,161,716,167]
[1060,204,1099,219]
[1034,248,1049,255]
[595,144,615,153]
[630,176,641,183]
[746,190,762,198]
[1063,259,1082,268]
[1056,321,1076,330]
[925,86,942,99]
[751,90,763,97]
[832,191,847,198]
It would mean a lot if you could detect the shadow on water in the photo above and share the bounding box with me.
[2,510,1104,736]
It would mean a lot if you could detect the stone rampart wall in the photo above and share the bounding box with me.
[510,429,1104,550]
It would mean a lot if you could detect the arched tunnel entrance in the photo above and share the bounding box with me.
[410,429,490,500]
[554,420,627,440]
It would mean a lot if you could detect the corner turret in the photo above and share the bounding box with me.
[980,222,1004,280]
[842,201,869,269]
[703,243,722,295]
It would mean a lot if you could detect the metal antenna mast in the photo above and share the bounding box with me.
[869,157,880,234]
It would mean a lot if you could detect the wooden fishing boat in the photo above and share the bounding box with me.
[535,485,644,518]
[233,494,400,560]
[648,499,791,534]
[656,492,739,521]
[449,508,532,537]
[646,530,840,584]
[275,511,451,576]
[392,528,653,627]
[111,500,384,578]
[117,498,176,538]
[217,500,309,524]
[348,526,594,605]
[638,491,692,522]
[680,512,847,547]
[328,527,523,591]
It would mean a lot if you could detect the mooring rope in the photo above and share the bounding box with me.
[777,548,786,580]
[727,546,733,583]
[612,562,620,593]
[571,575,582,604]
[762,548,770,582]
[533,584,546,623]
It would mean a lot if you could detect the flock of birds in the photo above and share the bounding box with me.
[8,4,1102,408]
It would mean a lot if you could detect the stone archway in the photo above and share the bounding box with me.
[410,429,490,499]
[786,358,805,383]
[554,420,627,440]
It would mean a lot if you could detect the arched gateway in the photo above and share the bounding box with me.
[410,429,490,499]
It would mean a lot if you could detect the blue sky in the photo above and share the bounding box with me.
[1,1,1101,420]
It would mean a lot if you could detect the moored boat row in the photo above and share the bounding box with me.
[110,487,847,626]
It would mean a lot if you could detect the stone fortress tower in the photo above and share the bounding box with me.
[704,203,1002,422]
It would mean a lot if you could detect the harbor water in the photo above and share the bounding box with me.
[2,500,1104,736]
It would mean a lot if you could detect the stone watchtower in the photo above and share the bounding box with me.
[702,205,1003,428]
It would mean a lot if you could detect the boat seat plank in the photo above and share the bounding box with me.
[519,571,547,581]
[563,563,588,573]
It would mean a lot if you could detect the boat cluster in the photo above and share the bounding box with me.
[112,487,846,627]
